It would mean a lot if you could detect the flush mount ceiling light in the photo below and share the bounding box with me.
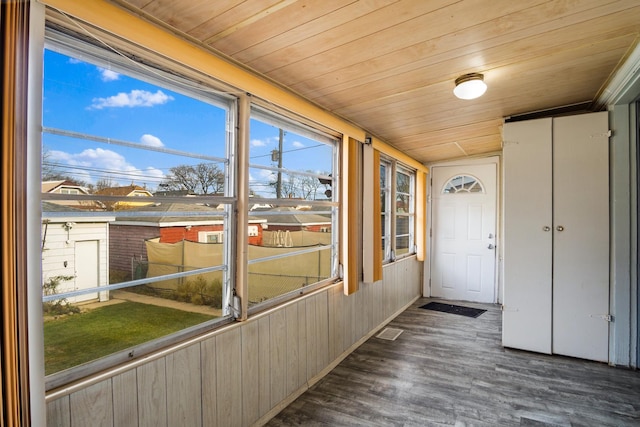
[453,73,487,100]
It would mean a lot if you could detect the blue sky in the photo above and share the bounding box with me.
[43,49,333,196]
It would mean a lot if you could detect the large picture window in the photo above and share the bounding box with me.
[39,30,344,388]
[41,33,236,387]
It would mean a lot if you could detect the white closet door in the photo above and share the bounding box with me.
[552,112,609,362]
[502,118,553,354]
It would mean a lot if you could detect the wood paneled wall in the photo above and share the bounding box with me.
[45,257,422,427]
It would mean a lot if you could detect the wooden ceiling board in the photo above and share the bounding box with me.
[455,134,503,156]
[392,119,504,149]
[110,0,640,163]
[402,142,468,163]
[261,0,548,85]
[336,34,633,123]
[188,0,284,41]
[227,0,401,65]
[209,0,359,56]
[203,0,301,44]
[135,0,242,32]
[293,6,640,101]
[301,9,639,111]
[242,0,456,72]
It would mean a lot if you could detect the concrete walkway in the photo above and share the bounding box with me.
[82,290,223,317]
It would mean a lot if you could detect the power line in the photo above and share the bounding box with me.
[249,143,325,159]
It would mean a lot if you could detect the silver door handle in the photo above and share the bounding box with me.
[556,225,564,232]
[543,226,551,232]
[488,244,495,249]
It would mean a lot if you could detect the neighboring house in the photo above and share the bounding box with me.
[41,202,115,304]
[258,206,332,233]
[153,189,196,197]
[94,185,154,211]
[109,202,266,279]
[41,180,101,210]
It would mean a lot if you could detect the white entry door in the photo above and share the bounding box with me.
[74,240,99,303]
[430,162,497,303]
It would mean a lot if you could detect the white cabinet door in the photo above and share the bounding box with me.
[502,112,610,362]
[552,112,610,362]
[502,118,553,354]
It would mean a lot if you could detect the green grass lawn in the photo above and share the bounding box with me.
[44,301,214,375]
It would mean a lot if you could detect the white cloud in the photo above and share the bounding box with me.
[48,148,165,187]
[140,134,164,147]
[68,58,82,64]
[250,138,267,147]
[98,67,120,82]
[89,89,174,109]
[292,140,305,148]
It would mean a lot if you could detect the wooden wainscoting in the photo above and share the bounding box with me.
[45,257,422,426]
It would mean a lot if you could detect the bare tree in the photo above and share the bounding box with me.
[161,163,224,195]
[270,170,330,200]
[41,148,92,188]
[95,177,116,192]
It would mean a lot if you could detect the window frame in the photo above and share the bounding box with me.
[380,156,417,262]
[394,165,416,258]
[39,26,346,389]
[245,104,341,314]
[380,159,392,262]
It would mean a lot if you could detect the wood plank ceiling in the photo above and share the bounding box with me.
[111,0,640,163]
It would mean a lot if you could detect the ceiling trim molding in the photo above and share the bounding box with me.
[594,40,640,109]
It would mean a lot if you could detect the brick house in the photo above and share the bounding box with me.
[109,202,266,279]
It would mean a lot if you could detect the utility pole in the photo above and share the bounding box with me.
[276,128,283,198]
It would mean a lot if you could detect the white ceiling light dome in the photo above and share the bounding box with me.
[453,73,487,100]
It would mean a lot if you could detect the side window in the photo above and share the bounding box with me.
[247,106,339,307]
[380,161,392,261]
[395,166,415,258]
[379,158,416,261]
[41,39,236,386]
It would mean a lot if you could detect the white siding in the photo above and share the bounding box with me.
[41,220,110,303]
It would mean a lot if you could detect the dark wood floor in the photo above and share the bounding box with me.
[267,298,640,426]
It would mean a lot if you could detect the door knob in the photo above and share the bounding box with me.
[556,225,564,232]
[543,226,551,232]
[488,244,495,250]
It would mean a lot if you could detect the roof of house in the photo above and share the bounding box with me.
[41,202,115,222]
[41,180,89,194]
[113,202,264,226]
[94,185,152,197]
[42,201,83,213]
[254,207,331,226]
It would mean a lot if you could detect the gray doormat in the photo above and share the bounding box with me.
[419,302,486,318]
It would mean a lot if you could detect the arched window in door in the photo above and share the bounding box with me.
[442,175,484,194]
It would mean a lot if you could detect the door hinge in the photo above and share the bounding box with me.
[591,130,612,138]
[591,314,614,322]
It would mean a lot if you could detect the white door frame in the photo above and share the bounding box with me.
[425,155,501,303]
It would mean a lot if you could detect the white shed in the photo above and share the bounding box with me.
[41,203,115,304]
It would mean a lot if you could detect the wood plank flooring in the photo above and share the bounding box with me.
[267,298,640,426]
